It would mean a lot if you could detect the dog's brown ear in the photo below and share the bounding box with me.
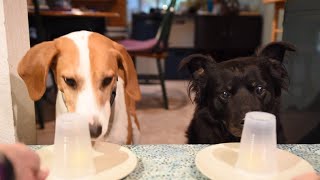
[258,42,295,95]
[179,54,217,103]
[18,41,57,101]
[113,42,141,101]
[179,54,216,79]
[257,41,296,62]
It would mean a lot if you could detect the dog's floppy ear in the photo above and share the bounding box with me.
[179,54,217,103]
[179,54,216,78]
[257,41,296,95]
[18,41,57,101]
[256,41,296,62]
[113,42,141,101]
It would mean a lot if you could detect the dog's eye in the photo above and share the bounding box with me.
[101,77,113,88]
[64,77,77,89]
[255,85,265,95]
[220,91,231,100]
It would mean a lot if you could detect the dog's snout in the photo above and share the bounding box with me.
[240,106,251,116]
[89,122,102,138]
[240,119,245,126]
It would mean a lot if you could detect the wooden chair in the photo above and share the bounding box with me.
[119,0,176,109]
[31,0,46,44]
[30,0,57,129]
[263,0,286,41]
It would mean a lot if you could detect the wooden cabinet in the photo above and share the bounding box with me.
[71,0,126,26]
[71,0,115,11]
[131,13,162,40]
[131,13,263,78]
[195,15,262,51]
[195,16,228,49]
[169,15,195,48]
[193,15,262,61]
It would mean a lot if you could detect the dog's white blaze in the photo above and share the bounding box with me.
[105,77,128,144]
[56,90,68,115]
[64,31,110,130]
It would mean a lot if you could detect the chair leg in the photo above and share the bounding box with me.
[156,59,169,109]
[35,101,44,129]
[132,56,137,67]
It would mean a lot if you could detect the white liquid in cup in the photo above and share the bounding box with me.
[52,113,96,179]
[235,111,278,179]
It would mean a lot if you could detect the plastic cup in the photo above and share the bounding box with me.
[52,113,95,179]
[235,111,278,178]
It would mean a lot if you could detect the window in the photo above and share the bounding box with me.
[127,0,187,23]
[128,0,188,14]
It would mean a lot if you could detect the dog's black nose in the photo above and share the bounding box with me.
[89,123,102,138]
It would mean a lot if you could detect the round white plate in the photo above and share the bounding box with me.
[36,142,137,180]
[196,143,315,180]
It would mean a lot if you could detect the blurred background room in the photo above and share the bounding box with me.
[26,0,319,145]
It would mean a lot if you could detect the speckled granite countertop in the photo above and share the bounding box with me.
[31,144,319,179]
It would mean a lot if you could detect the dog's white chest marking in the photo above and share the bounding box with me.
[105,78,129,144]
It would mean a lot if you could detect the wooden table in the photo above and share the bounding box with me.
[28,9,120,18]
[28,8,119,42]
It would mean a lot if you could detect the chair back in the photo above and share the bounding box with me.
[154,0,176,51]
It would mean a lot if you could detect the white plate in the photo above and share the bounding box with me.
[196,143,315,180]
[36,142,137,180]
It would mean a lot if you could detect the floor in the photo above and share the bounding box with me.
[36,80,320,145]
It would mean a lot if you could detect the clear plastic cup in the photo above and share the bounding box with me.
[52,113,95,179]
[235,111,278,178]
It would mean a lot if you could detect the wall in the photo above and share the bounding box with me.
[0,0,36,144]
[0,0,15,144]
[261,3,274,44]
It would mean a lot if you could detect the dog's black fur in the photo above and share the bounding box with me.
[180,42,296,144]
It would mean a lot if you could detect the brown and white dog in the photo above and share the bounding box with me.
[18,31,141,144]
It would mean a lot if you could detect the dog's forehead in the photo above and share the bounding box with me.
[55,31,118,74]
[54,36,80,74]
[219,57,259,69]
[217,57,263,81]
[88,32,118,74]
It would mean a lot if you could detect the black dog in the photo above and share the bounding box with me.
[180,42,296,144]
